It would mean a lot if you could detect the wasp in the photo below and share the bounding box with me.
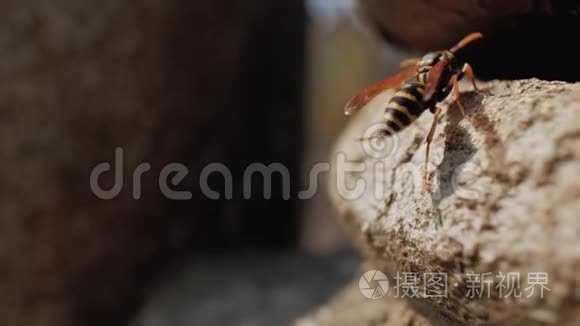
[344,32,486,192]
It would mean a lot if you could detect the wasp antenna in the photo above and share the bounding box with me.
[450,32,483,53]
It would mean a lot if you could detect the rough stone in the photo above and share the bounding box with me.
[311,79,580,325]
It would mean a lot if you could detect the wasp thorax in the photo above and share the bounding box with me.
[419,52,442,68]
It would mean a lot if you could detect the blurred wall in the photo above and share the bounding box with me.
[0,1,305,326]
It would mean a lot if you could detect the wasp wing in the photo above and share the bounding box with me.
[344,66,417,115]
[399,58,420,68]
[423,59,448,102]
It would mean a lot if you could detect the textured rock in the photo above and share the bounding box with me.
[319,79,580,325]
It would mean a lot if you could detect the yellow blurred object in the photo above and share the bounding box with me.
[300,20,383,253]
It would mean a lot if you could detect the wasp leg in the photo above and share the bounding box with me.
[462,63,490,94]
[400,58,420,68]
[450,74,478,125]
[424,107,442,192]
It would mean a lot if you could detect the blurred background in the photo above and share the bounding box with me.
[1,1,578,326]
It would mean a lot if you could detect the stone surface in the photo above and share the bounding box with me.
[315,79,580,325]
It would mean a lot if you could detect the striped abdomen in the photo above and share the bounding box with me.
[383,83,426,134]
